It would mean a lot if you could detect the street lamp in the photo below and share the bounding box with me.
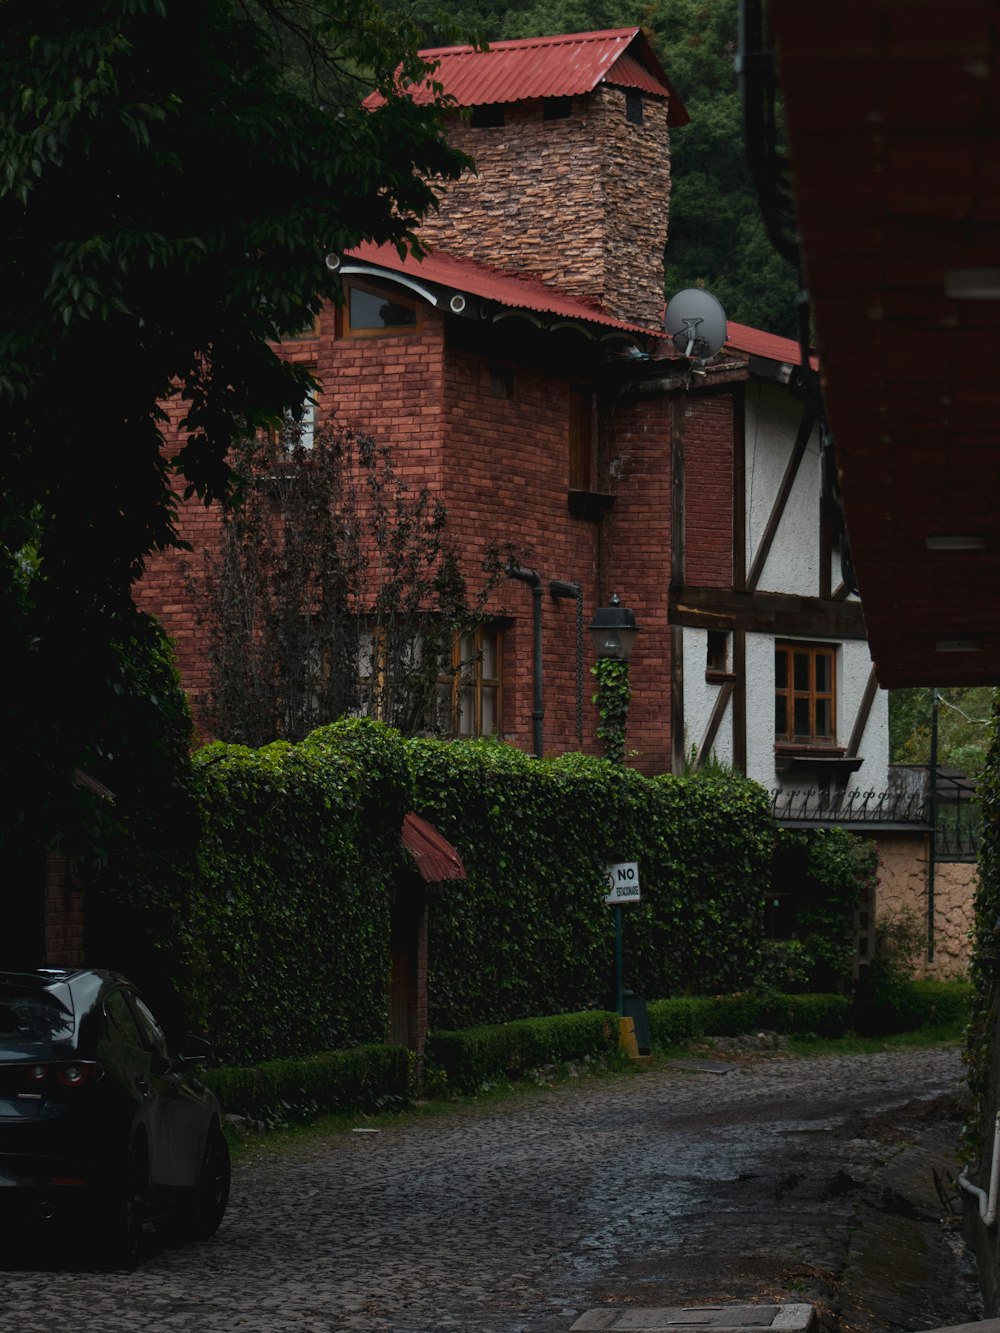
[588,594,640,1019]
[588,592,640,662]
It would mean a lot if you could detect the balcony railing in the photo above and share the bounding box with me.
[771,786,979,862]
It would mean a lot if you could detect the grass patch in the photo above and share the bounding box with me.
[784,1019,967,1058]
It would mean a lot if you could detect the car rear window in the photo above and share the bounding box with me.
[0,989,74,1043]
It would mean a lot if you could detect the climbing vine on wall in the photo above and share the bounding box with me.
[965,688,1000,1152]
[591,657,632,765]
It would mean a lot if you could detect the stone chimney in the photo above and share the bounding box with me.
[416,82,676,330]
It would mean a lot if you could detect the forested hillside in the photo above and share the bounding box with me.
[394,0,800,336]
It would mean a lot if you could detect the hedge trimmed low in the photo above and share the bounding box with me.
[199,982,972,1133]
[853,978,973,1036]
[646,993,852,1047]
[425,1009,620,1094]
[201,1043,411,1126]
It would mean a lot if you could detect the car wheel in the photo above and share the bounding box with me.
[100,1140,147,1270]
[189,1124,230,1242]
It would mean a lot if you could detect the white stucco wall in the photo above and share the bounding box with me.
[681,376,890,793]
[745,381,821,596]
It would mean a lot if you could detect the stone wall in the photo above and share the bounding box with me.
[417,86,672,328]
[875,831,974,978]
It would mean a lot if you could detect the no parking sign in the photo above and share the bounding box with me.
[604,861,640,904]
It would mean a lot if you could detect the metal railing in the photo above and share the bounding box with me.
[771,785,980,861]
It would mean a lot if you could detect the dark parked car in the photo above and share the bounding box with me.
[0,968,229,1267]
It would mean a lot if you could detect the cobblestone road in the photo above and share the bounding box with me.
[0,1046,977,1333]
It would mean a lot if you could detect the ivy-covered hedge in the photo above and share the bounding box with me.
[96,721,776,1066]
[646,992,852,1046]
[854,977,972,1037]
[201,1043,411,1126]
[426,1010,619,1094]
[408,741,776,1030]
[184,718,413,1063]
[967,693,1000,1155]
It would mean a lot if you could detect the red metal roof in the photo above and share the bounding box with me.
[401,813,466,882]
[345,241,663,337]
[724,319,818,371]
[365,28,689,126]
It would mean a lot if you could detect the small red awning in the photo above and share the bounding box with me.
[401,813,467,883]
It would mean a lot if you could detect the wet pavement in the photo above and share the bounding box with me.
[0,1045,981,1332]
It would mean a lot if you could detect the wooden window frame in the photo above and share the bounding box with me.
[705,630,735,683]
[439,625,502,738]
[774,640,837,745]
[280,366,318,450]
[339,279,423,340]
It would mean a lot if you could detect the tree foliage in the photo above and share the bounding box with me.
[193,419,508,746]
[1,0,469,849]
[890,687,994,778]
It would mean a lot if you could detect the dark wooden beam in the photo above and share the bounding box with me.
[732,629,747,775]
[697,679,735,768]
[669,585,868,640]
[846,665,880,758]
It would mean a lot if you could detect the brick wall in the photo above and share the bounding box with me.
[42,852,85,967]
[135,307,448,738]
[601,387,674,773]
[135,299,746,778]
[440,345,602,758]
[683,390,734,589]
[417,86,672,328]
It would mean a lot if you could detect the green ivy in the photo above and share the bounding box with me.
[591,657,632,765]
[965,688,1000,1153]
[95,719,777,1064]
[772,827,878,992]
[409,740,776,1028]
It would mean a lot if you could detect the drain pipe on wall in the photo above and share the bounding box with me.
[959,1111,1000,1226]
[506,563,543,759]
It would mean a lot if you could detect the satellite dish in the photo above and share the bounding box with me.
[664,288,728,363]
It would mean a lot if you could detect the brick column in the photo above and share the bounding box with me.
[42,851,86,967]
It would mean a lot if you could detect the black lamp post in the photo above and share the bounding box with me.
[588,592,640,663]
[588,594,640,1017]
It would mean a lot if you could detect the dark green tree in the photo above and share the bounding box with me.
[890,687,994,778]
[1,0,469,852]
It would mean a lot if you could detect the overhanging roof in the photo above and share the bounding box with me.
[401,813,466,882]
[769,0,1000,688]
[343,241,663,339]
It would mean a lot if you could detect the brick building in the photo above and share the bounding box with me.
[126,26,899,1059]
[137,27,888,791]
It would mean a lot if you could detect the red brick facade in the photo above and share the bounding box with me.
[42,852,85,967]
[135,33,741,777]
[137,302,738,777]
[683,391,735,589]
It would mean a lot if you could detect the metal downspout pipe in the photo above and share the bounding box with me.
[506,564,544,759]
[959,1111,1000,1227]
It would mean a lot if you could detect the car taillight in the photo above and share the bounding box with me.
[22,1062,104,1088]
